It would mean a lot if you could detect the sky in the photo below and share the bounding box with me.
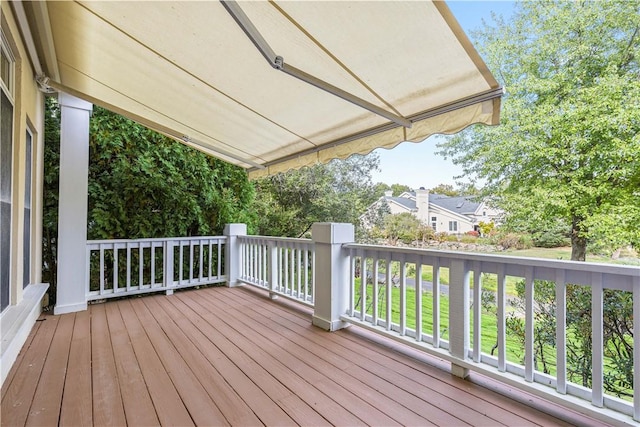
[370,1,515,190]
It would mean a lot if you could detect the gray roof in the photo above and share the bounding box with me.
[432,196,481,215]
[387,197,416,210]
[385,193,481,215]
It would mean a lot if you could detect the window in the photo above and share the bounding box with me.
[483,211,486,216]
[448,221,458,232]
[0,32,14,97]
[431,216,437,230]
[0,32,14,311]
[23,129,33,288]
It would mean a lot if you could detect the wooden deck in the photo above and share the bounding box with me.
[1,286,606,426]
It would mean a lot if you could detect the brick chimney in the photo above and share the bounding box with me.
[415,187,429,223]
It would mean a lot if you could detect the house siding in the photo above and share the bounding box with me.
[1,2,47,386]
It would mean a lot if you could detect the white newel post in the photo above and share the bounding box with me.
[449,259,471,378]
[312,222,354,331]
[224,223,246,287]
[54,93,92,315]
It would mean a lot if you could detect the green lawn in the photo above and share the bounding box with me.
[355,280,526,364]
[502,246,639,266]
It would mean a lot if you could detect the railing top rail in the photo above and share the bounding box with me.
[344,243,640,277]
[87,236,227,245]
[239,235,313,245]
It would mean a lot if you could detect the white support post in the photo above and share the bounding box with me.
[164,240,175,295]
[54,93,92,315]
[311,223,354,331]
[224,223,246,287]
[268,241,279,299]
[449,259,470,378]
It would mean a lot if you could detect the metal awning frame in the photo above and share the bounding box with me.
[221,0,413,128]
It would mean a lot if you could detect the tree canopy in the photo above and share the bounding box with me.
[437,0,640,260]
[252,155,381,238]
[42,99,255,303]
[87,106,254,240]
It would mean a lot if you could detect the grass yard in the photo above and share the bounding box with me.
[355,281,526,365]
[502,246,639,266]
[377,262,521,296]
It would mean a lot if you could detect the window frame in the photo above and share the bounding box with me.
[0,28,14,312]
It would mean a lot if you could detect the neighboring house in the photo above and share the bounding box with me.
[363,188,502,234]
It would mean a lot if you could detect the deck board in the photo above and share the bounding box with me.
[0,319,40,402]
[1,315,59,426]
[154,293,301,426]
[117,299,195,426]
[26,313,75,426]
[224,289,539,426]
[103,302,158,426]
[90,303,127,426]
[198,289,439,426]
[59,309,92,426]
[232,287,589,427]
[1,285,610,426]
[220,290,497,425]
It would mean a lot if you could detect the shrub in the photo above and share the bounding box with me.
[460,234,478,244]
[533,230,570,248]
[465,230,480,237]
[498,232,533,250]
[434,232,448,243]
[417,224,436,242]
[478,221,495,236]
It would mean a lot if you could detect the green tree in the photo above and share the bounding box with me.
[252,154,380,238]
[438,0,640,261]
[506,280,634,397]
[42,97,61,303]
[42,101,255,304]
[383,212,422,245]
[87,107,254,239]
[373,182,412,198]
[429,183,458,196]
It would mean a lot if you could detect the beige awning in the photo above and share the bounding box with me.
[27,1,501,178]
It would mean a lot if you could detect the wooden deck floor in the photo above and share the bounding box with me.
[1,285,606,426]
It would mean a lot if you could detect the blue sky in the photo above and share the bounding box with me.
[370,1,515,189]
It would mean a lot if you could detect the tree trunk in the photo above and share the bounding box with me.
[570,214,587,261]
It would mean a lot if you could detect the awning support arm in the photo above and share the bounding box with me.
[250,86,504,172]
[220,0,412,128]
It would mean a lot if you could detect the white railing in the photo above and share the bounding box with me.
[342,243,640,423]
[86,236,226,300]
[81,224,638,424]
[238,235,315,307]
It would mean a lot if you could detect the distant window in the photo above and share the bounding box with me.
[431,216,437,230]
[431,216,437,221]
[483,211,486,216]
[449,221,458,232]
